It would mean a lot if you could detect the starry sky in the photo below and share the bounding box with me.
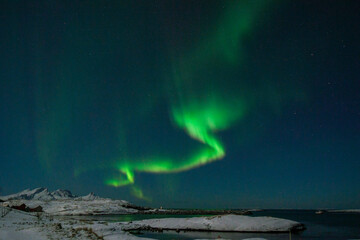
[0,0,359,209]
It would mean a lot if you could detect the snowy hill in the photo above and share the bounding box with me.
[0,187,76,201]
[0,188,137,215]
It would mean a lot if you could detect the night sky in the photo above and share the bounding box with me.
[1,1,359,209]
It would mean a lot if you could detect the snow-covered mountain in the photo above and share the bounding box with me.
[78,192,100,201]
[0,187,76,201]
[0,188,138,215]
[51,189,75,200]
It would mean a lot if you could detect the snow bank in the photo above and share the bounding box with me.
[122,214,305,233]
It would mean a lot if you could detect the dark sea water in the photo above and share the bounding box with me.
[68,210,360,240]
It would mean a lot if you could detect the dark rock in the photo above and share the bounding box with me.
[11,203,27,211]
[11,204,43,212]
[123,203,151,211]
[290,223,306,233]
[55,223,62,230]
[140,208,252,216]
[28,205,43,212]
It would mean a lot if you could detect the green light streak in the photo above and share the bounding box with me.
[105,103,245,194]
[103,1,269,199]
[130,185,151,201]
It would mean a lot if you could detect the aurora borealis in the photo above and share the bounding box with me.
[1,1,360,209]
[104,1,266,194]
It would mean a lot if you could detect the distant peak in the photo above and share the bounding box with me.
[34,187,47,192]
[51,189,75,199]
[80,192,100,201]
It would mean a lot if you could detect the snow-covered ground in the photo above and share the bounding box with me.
[0,205,152,240]
[0,205,306,240]
[0,188,138,215]
[0,208,48,240]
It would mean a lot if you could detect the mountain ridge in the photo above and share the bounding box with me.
[0,187,102,201]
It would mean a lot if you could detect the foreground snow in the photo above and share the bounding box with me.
[0,206,151,240]
[0,188,305,239]
[0,206,307,239]
[123,214,305,233]
[0,208,48,240]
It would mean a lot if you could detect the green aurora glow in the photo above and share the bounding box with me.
[104,1,269,198]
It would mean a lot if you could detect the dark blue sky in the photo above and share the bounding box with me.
[0,1,359,209]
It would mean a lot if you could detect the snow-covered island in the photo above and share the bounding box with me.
[328,209,360,213]
[0,188,306,239]
[121,214,305,233]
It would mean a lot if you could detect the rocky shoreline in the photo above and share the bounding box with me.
[141,208,252,216]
